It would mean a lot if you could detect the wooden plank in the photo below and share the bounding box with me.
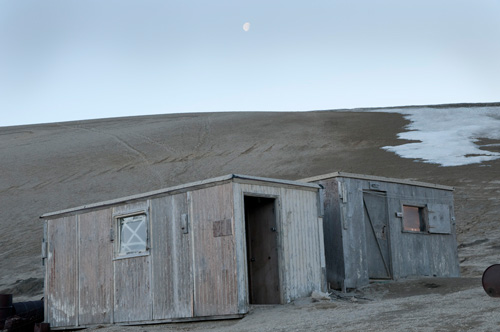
[150,193,194,320]
[112,201,148,216]
[427,203,452,234]
[78,209,113,325]
[48,314,245,330]
[46,216,78,328]
[337,177,370,289]
[191,183,237,317]
[318,178,345,289]
[113,255,152,323]
[232,183,249,314]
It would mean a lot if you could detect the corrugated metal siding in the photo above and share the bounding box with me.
[78,209,113,325]
[46,216,78,328]
[190,183,238,317]
[150,193,194,320]
[236,184,324,303]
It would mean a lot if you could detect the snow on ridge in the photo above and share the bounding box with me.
[374,106,500,167]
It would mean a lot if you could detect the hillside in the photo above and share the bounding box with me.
[1,106,499,312]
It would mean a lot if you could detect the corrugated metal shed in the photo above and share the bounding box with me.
[300,172,460,289]
[41,174,326,329]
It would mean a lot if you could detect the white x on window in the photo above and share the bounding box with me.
[119,214,147,255]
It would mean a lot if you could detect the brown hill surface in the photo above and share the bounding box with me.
[1,109,499,327]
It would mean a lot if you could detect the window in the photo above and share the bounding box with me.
[402,205,427,233]
[117,213,148,256]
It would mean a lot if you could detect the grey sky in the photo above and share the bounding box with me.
[1,1,500,126]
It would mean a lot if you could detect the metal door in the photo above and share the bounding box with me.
[244,196,280,304]
[363,191,391,279]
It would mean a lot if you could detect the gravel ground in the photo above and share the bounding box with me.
[85,278,499,332]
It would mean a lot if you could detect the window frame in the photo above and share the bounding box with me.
[401,203,429,234]
[113,210,150,260]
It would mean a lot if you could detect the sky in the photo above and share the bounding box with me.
[1,1,500,127]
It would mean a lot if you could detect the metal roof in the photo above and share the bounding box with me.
[299,171,454,191]
[40,174,320,218]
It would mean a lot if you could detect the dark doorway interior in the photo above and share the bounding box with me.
[244,196,280,304]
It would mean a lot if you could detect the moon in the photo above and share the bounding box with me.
[243,22,250,32]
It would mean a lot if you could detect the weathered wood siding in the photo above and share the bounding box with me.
[113,256,151,322]
[78,209,113,325]
[280,186,325,302]
[235,183,325,303]
[334,177,369,289]
[150,193,193,320]
[191,183,238,317]
[316,176,459,289]
[46,216,78,328]
[317,179,345,289]
[232,184,250,313]
[113,201,152,323]
[44,176,323,328]
[386,184,459,279]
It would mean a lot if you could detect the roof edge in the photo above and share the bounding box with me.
[41,174,319,219]
[299,172,454,191]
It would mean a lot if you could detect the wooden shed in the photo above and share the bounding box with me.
[40,174,326,329]
[300,172,460,290]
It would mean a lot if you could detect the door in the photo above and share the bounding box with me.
[46,217,78,328]
[151,193,193,320]
[363,191,392,279]
[244,196,280,304]
[191,184,238,316]
[113,202,152,323]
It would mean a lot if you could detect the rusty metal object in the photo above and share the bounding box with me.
[0,296,44,332]
[12,300,44,321]
[0,294,14,329]
[34,322,50,332]
[482,264,500,297]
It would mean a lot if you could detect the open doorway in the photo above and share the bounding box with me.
[244,196,280,304]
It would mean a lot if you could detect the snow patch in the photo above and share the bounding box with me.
[374,107,500,167]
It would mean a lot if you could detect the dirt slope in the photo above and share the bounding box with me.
[0,109,499,308]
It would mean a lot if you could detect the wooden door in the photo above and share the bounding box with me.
[191,184,238,316]
[363,191,391,279]
[46,217,78,328]
[78,210,113,325]
[113,202,152,323]
[151,193,194,320]
[244,196,280,304]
